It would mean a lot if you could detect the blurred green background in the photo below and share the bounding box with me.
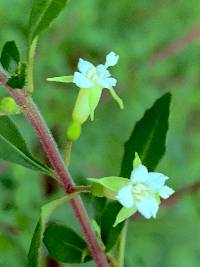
[1,0,200,266]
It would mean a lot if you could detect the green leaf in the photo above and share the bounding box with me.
[0,41,20,74]
[7,63,26,89]
[43,223,91,263]
[120,92,171,177]
[99,201,124,251]
[27,193,78,267]
[0,116,52,174]
[29,0,69,42]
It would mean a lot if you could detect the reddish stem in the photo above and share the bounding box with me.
[0,72,110,267]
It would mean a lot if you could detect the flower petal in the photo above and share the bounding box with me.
[147,172,169,191]
[78,59,94,75]
[116,185,134,208]
[73,72,93,88]
[159,186,174,199]
[147,196,159,218]
[130,165,149,183]
[136,196,159,219]
[105,52,119,67]
[113,206,136,227]
[96,64,111,78]
[98,77,117,89]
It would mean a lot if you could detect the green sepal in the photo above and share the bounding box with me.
[109,87,124,109]
[47,75,73,83]
[133,152,142,169]
[113,206,136,227]
[88,177,130,199]
[88,86,102,121]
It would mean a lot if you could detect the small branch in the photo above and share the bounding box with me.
[0,221,20,235]
[161,180,200,208]
[0,71,110,267]
[73,185,92,193]
[149,23,200,64]
[64,140,72,165]
[133,181,200,220]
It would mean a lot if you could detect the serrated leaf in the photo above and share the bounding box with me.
[0,116,52,174]
[0,41,20,74]
[27,193,78,267]
[29,0,69,42]
[121,92,171,177]
[43,223,91,263]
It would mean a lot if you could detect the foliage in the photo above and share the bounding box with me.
[0,116,52,174]
[43,223,91,263]
[0,0,200,267]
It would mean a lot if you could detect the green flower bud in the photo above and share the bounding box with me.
[67,121,81,141]
[0,97,20,114]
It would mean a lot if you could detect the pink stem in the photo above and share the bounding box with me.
[0,72,110,267]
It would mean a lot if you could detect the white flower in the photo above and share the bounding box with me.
[116,165,174,219]
[73,52,119,89]
[47,51,123,140]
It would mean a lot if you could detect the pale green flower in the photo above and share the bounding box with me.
[47,52,123,140]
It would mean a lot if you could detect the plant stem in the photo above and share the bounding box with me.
[26,38,38,94]
[0,71,110,267]
[64,140,72,165]
[73,185,92,193]
[118,220,128,267]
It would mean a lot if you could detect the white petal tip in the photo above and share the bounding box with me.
[159,186,175,199]
[105,52,119,67]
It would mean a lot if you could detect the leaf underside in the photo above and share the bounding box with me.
[0,116,51,174]
[120,92,171,177]
[29,0,69,42]
[27,193,78,267]
[43,223,91,263]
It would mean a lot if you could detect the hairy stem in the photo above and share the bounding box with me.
[0,71,110,267]
[73,185,92,193]
[64,140,72,165]
[26,38,38,94]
